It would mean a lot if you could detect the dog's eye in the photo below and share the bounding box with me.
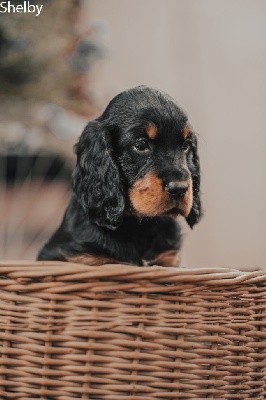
[133,139,151,152]
[182,141,190,153]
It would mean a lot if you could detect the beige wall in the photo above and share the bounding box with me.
[88,0,266,267]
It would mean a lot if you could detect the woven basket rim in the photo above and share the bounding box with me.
[0,261,266,286]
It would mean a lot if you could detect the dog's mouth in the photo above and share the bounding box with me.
[129,201,189,218]
[161,199,193,217]
[166,206,179,213]
[164,205,181,217]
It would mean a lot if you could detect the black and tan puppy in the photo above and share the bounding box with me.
[38,86,202,267]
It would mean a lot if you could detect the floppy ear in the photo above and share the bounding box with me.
[72,120,125,230]
[186,134,202,228]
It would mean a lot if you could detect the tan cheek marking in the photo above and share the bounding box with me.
[146,123,158,140]
[182,125,191,139]
[129,172,174,216]
[178,177,193,217]
[67,254,116,266]
[148,250,180,267]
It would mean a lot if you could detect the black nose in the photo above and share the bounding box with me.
[165,181,189,198]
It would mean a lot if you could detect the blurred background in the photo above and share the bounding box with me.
[0,0,265,267]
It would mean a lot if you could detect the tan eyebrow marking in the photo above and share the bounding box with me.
[145,123,158,140]
[182,125,191,139]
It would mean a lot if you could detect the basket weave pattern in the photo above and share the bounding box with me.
[0,262,266,399]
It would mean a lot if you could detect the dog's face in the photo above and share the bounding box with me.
[116,115,196,220]
[73,86,202,229]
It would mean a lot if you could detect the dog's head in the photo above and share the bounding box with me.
[72,86,202,230]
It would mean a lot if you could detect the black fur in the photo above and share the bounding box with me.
[38,86,202,266]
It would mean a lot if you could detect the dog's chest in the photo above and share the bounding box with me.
[142,249,180,267]
[115,217,182,267]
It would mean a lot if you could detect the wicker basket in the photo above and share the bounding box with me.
[0,262,265,400]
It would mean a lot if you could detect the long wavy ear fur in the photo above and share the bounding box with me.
[72,120,125,230]
[186,134,202,228]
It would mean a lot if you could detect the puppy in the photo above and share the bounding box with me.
[38,86,202,267]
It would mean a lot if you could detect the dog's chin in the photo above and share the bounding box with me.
[128,199,190,219]
[164,207,180,217]
[133,205,181,219]
[163,203,193,218]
